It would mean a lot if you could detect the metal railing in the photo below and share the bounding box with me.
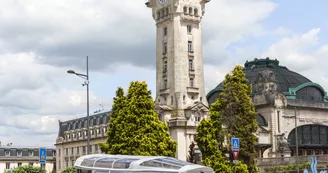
[257,154,328,166]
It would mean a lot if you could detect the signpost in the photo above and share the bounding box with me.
[232,138,240,173]
[39,148,46,171]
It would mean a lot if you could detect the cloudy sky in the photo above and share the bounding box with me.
[0,0,327,147]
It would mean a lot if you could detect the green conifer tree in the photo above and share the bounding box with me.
[99,81,177,157]
[219,65,259,173]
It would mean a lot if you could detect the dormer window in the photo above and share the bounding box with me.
[28,150,34,156]
[5,150,10,156]
[17,150,22,156]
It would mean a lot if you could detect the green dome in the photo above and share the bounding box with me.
[207,58,327,105]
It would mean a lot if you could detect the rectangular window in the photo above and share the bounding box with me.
[29,162,33,166]
[190,78,194,87]
[71,160,75,166]
[163,43,167,54]
[189,59,193,70]
[6,163,10,169]
[71,148,74,155]
[83,146,86,154]
[188,41,193,52]
[66,148,68,155]
[164,27,167,36]
[187,25,192,33]
[17,163,22,167]
[163,61,167,73]
[164,79,168,89]
[95,145,99,152]
[77,147,79,154]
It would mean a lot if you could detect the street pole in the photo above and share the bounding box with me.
[295,105,299,173]
[67,56,91,155]
[86,56,90,155]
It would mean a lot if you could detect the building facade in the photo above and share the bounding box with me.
[146,0,210,161]
[0,146,56,173]
[207,58,328,161]
[55,111,110,172]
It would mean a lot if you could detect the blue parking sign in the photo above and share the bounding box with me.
[39,148,47,164]
[231,138,240,151]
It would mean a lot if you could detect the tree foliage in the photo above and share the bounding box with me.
[6,165,46,173]
[196,65,259,173]
[219,65,259,173]
[99,81,177,157]
[61,166,76,173]
[195,104,230,173]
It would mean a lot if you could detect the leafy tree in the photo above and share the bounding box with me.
[187,142,196,163]
[196,65,259,173]
[196,101,231,173]
[7,165,46,173]
[61,166,76,173]
[218,65,259,173]
[99,81,177,157]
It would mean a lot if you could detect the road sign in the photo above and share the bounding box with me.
[39,148,47,164]
[231,138,240,151]
[233,150,239,160]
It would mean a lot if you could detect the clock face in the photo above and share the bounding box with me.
[157,0,167,5]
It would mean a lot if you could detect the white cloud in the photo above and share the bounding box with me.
[262,28,328,89]
[0,0,327,148]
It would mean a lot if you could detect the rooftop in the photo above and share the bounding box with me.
[75,154,213,173]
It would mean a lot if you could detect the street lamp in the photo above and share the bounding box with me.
[67,56,90,155]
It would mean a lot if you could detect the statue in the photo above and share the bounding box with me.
[277,133,290,153]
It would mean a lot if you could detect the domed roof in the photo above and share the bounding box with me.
[206,58,328,105]
[214,58,311,94]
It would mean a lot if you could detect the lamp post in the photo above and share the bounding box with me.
[67,56,90,155]
[294,105,299,173]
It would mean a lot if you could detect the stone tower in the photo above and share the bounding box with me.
[146,0,210,160]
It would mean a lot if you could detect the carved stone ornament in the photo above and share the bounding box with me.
[274,93,287,109]
[254,70,277,95]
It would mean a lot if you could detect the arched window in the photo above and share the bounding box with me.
[156,11,160,20]
[256,114,267,127]
[183,6,188,14]
[288,125,328,147]
[189,7,193,15]
[194,8,198,16]
[161,9,165,18]
[296,86,324,102]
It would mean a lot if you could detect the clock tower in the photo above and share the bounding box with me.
[146,0,210,160]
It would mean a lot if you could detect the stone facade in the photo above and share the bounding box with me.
[146,0,210,161]
[207,58,328,162]
[55,111,109,172]
[0,146,56,173]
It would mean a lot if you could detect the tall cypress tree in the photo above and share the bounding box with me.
[219,65,259,173]
[99,81,177,157]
